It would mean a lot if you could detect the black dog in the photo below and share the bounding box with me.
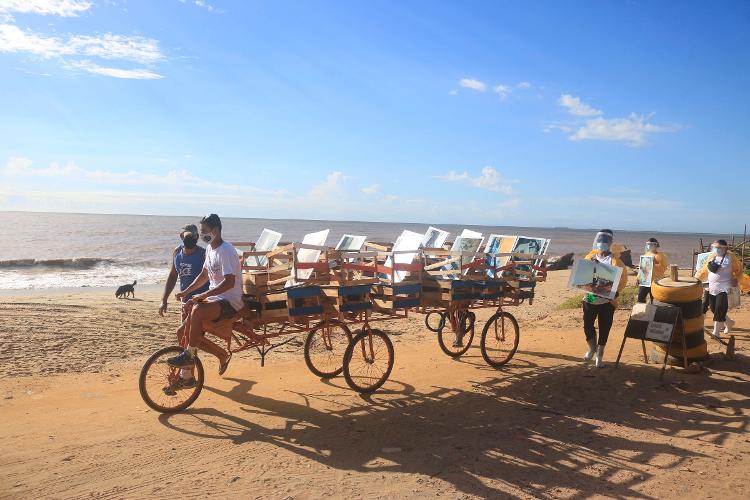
[115,280,137,299]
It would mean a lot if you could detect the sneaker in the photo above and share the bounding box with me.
[167,350,195,368]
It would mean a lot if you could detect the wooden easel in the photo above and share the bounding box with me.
[615,305,686,380]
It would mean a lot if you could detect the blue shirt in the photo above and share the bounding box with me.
[174,245,209,299]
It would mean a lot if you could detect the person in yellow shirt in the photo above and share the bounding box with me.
[582,229,629,368]
[695,239,743,336]
[637,237,669,303]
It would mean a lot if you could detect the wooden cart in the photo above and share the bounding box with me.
[139,241,419,413]
[418,249,547,367]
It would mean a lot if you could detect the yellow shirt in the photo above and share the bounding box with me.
[644,250,669,280]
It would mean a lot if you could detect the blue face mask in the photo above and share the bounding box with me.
[595,242,610,252]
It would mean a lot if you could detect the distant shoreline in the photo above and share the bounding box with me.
[1,209,744,237]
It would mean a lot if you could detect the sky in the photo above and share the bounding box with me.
[0,0,748,233]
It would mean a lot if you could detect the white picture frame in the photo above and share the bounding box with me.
[567,258,623,301]
[245,228,282,267]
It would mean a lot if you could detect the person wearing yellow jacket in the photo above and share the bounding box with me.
[582,229,629,368]
[637,238,669,303]
[695,239,743,336]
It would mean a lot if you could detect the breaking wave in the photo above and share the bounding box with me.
[0,258,115,269]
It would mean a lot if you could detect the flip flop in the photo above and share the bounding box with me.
[218,352,232,376]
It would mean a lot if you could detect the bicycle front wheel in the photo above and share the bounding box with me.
[343,328,394,393]
[139,346,205,413]
[479,311,520,367]
[304,319,353,378]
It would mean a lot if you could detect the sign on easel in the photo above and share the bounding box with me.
[616,302,686,379]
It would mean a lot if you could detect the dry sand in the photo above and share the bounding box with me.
[1,270,749,498]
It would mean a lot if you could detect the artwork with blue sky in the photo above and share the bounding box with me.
[0,0,747,232]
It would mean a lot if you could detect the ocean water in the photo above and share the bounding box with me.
[0,211,738,290]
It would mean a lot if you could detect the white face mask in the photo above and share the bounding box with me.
[713,246,726,256]
[645,244,657,252]
[201,231,214,243]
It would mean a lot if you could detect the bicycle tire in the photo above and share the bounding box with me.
[139,346,205,413]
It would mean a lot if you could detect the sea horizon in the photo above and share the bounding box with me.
[2,209,746,239]
[1,210,745,290]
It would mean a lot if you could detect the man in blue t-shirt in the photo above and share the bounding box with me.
[158,224,209,320]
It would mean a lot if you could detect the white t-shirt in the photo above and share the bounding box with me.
[203,241,244,311]
[708,254,733,296]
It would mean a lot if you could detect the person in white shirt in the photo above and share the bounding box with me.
[695,239,743,337]
[168,214,244,375]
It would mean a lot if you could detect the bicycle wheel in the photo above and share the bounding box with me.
[304,319,353,378]
[424,311,446,333]
[139,346,205,413]
[343,328,394,393]
[480,311,520,367]
[437,311,475,357]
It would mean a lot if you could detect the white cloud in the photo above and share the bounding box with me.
[493,84,510,100]
[0,0,91,17]
[448,89,458,96]
[438,166,514,194]
[0,23,165,79]
[308,171,348,200]
[2,157,270,195]
[361,184,379,195]
[553,94,679,147]
[0,24,163,63]
[459,78,486,92]
[542,123,572,134]
[2,158,467,223]
[456,79,531,100]
[67,60,162,79]
[438,170,469,182]
[193,0,216,12]
[558,94,602,117]
[570,113,677,147]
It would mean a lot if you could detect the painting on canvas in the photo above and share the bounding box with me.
[245,228,282,267]
[695,251,712,280]
[385,230,424,283]
[292,229,330,283]
[421,226,450,249]
[637,255,654,287]
[567,258,623,301]
[486,235,518,270]
[444,235,484,276]
[336,234,367,251]
[511,236,547,273]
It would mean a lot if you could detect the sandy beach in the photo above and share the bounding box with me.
[1,270,749,498]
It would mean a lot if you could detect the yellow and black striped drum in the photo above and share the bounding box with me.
[651,276,708,363]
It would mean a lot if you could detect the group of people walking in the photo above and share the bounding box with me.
[578,230,744,368]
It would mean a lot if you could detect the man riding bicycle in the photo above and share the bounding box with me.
[167,214,244,376]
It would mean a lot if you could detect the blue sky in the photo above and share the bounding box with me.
[0,0,748,233]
